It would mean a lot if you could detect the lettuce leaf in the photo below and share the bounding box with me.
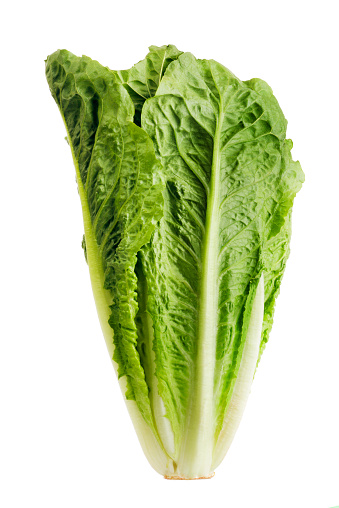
[45,49,164,435]
[115,44,182,126]
[46,47,304,479]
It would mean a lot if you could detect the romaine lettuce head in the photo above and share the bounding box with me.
[45,45,304,479]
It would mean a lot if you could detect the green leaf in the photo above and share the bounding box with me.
[45,49,165,433]
[115,45,182,125]
[141,52,303,476]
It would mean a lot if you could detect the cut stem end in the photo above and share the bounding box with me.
[164,472,215,480]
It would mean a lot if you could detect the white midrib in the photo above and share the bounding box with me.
[177,115,223,478]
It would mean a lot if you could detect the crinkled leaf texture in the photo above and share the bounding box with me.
[46,46,304,479]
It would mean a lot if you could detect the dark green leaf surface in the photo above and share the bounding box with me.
[46,49,164,431]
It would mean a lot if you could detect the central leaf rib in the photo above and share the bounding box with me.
[177,115,223,477]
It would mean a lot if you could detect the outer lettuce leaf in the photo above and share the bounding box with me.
[141,53,304,476]
[45,50,164,434]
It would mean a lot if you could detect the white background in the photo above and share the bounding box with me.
[1,1,338,507]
